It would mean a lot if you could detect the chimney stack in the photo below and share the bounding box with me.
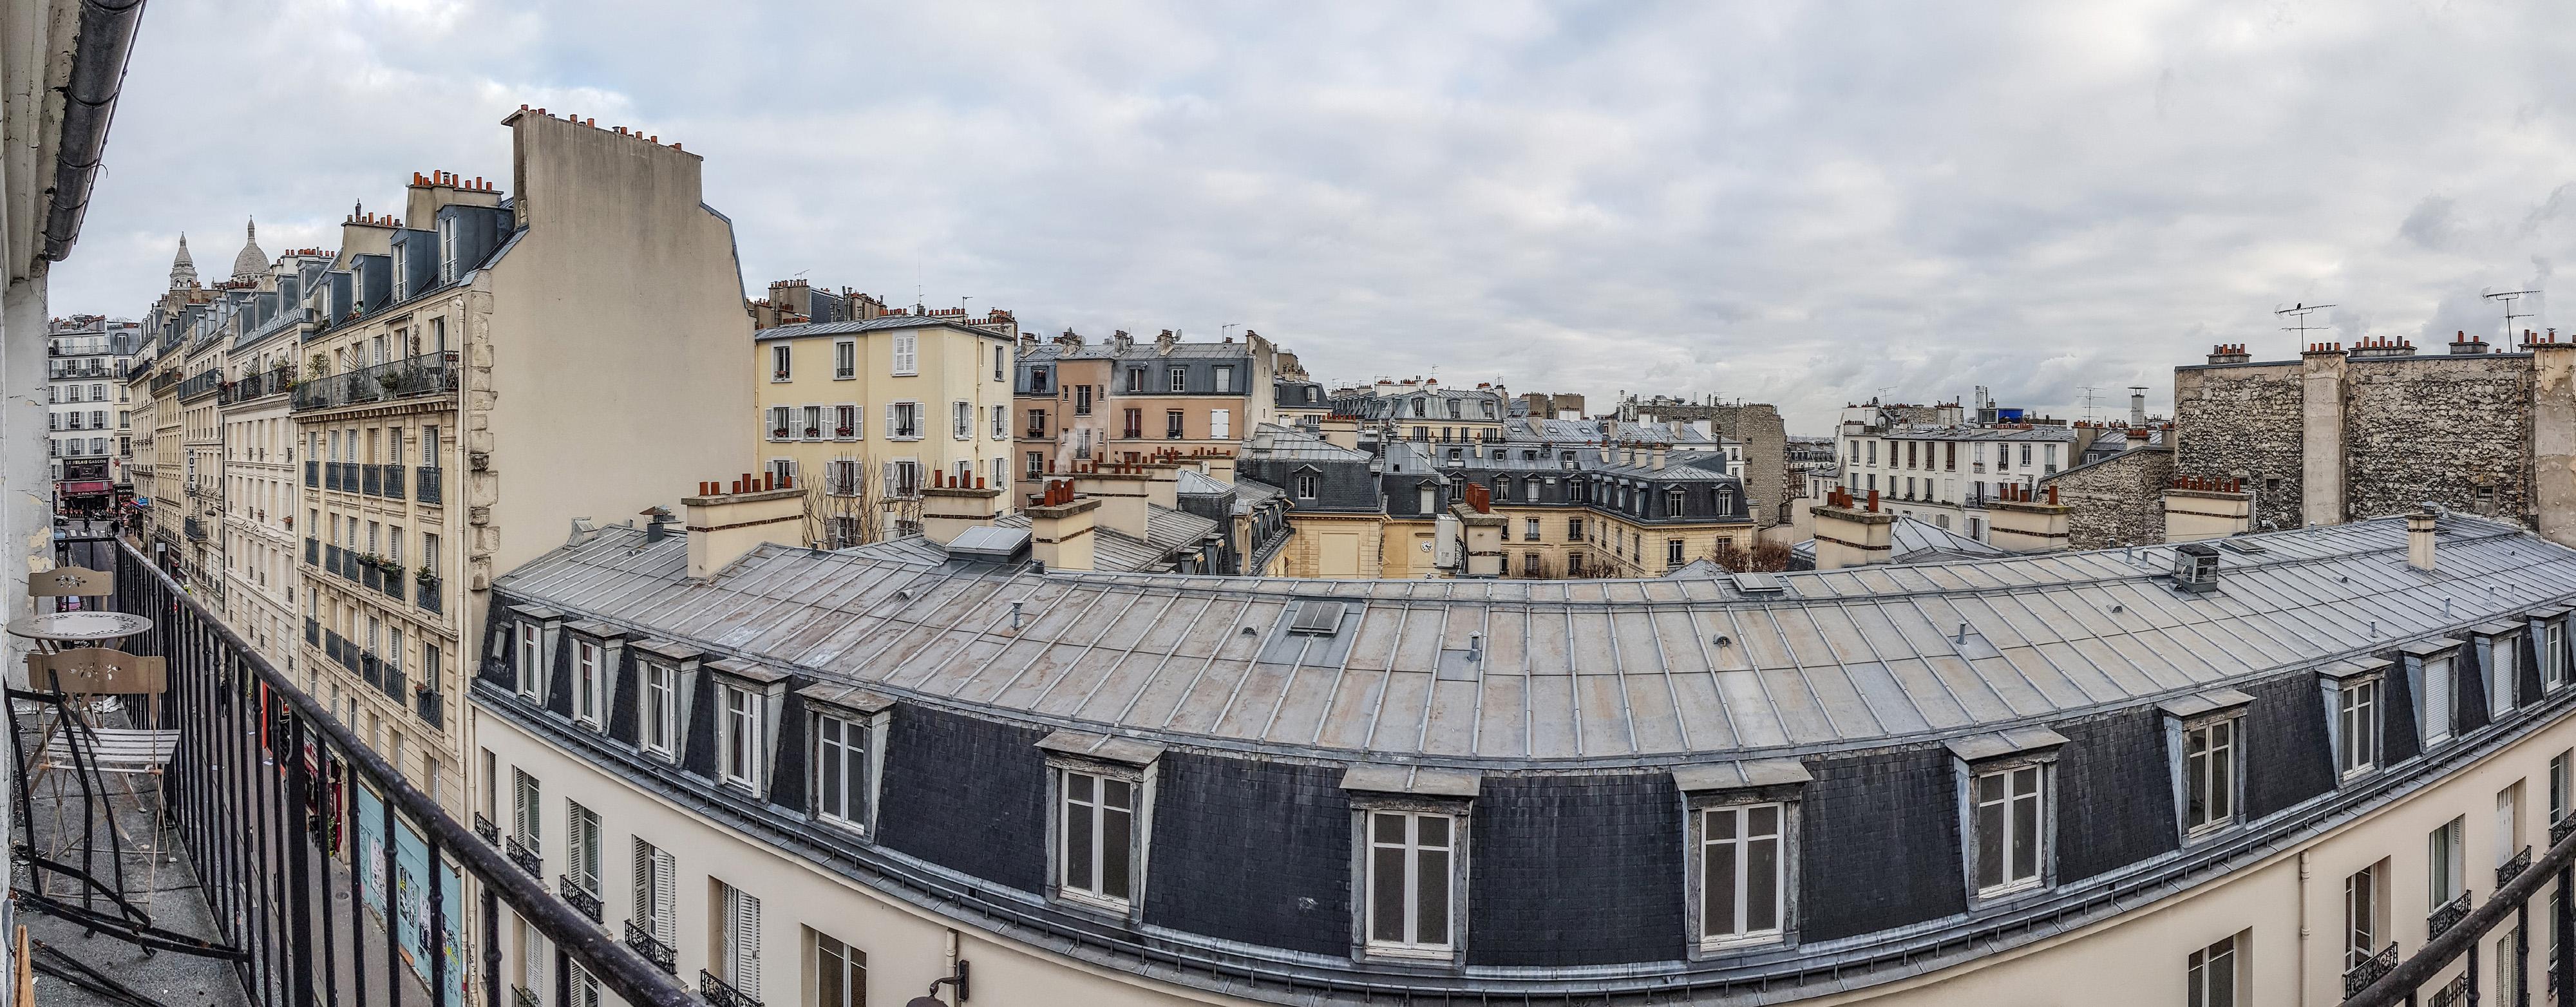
[919,471,1006,545]
[2407,507,2439,572]
[1025,480,1100,572]
[682,479,805,579]
[1809,485,1896,570]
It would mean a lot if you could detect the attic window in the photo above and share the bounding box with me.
[1730,572,1786,594]
[1287,599,1347,635]
[2219,539,2268,555]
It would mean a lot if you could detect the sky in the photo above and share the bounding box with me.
[46,0,2576,434]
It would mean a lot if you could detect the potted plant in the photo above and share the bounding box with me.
[772,426,790,438]
[416,564,439,585]
[804,426,822,438]
[835,426,853,437]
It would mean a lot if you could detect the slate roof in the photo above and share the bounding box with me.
[492,511,2576,767]
[1790,515,2010,565]
[990,503,1222,573]
[1020,341,1254,361]
[1247,423,1370,462]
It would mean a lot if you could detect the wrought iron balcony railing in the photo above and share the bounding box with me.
[560,877,603,923]
[505,835,544,878]
[417,465,444,505]
[475,813,500,845]
[292,351,460,412]
[701,970,763,1007]
[2427,890,2474,939]
[626,919,678,975]
[2345,943,2400,998]
[43,536,694,1007]
[417,688,444,728]
[2499,845,2533,889]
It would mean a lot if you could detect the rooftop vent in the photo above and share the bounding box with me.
[1287,599,1348,635]
[2218,538,2268,555]
[2173,542,2221,594]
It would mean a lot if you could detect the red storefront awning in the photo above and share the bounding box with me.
[58,482,110,494]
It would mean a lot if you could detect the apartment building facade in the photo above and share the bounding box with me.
[1835,417,2074,543]
[755,306,1018,547]
[1014,328,1283,505]
[44,313,137,515]
[468,503,2576,1007]
[289,109,757,823]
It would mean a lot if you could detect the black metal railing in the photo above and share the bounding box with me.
[361,652,381,690]
[383,463,406,500]
[304,617,317,646]
[2429,890,2474,939]
[55,536,695,1007]
[418,466,444,505]
[475,814,500,845]
[293,351,460,411]
[559,878,603,923]
[218,367,292,404]
[505,836,543,878]
[304,459,317,487]
[701,970,762,1007]
[417,689,445,728]
[419,576,444,615]
[513,986,540,1007]
[2501,846,2533,889]
[361,464,381,496]
[384,568,406,602]
[380,661,406,701]
[323,462,341,492]
[2346,943,2400,998]
[2555,812,2576,847]
[625,920,677,975]
[184,516,205,541]
[303,537,317,565]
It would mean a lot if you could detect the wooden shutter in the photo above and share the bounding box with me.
[630,838,652,930]
[513,769,537,840]
[652,848,677,941]
[568,961,601,1007]
[884,404,896,438]
[730,886,763,997]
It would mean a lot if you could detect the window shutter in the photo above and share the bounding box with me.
[568,961,601,1007]
[882,462,896,496]
[732,889,763,997]
[630,839,651,927]
[884,404,896,438]
[652,849,677,941]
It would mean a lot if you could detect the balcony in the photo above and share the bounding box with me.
[361,464,381,496]
[701,970,764,1007]
[560,877,603,923]
[33,536,692,1007]
[218,366,292,404]
[293,350,460,412]
[305,536,317,565]
[419,574,444,615]
[417,465,444,505]
[474,813,500,845]
[182,516,204,541]
[304,616,318,645]
[383,462,406,500]
[383,566,406,602]
[362,561,383,593]
[2345,943,2400,998]
[361,651,381,690]
[626,919,679,975]
[304,458,317,487]
[2499,845,2533,889]
[2427,890,2473,939]
[417,688,445,728]
[323,460,342,491]
[504,835,544,878]
[380,660,406,701]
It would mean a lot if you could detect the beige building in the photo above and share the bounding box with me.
[1014,328,1285,506]
[217,249,325,670]
[292,108,757,820]
[750,281,1019,547]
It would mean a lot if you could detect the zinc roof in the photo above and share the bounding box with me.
[492,513,2576,767]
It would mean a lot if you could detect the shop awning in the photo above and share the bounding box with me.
[58,482,110,494]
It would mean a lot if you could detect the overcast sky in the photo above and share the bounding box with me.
[48,1,2576,433]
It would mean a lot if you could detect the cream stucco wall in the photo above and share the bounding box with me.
[755,321,1016,543]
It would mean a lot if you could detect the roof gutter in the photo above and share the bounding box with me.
[40,0,147,263]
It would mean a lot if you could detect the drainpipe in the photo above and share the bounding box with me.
[41,0,150,263]
[2297,850,2310,1007]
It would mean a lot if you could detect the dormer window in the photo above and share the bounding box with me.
[1344,766,1477,963]
[573,640,603,727]
[719,681,763,791]
[437,216,457,283]
[1948,729,2063,901]
[513,621,544,701]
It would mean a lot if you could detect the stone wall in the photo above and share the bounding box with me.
[2173,362,2306,531]
[2041,446,2172,549]
[2342,355,2532,522]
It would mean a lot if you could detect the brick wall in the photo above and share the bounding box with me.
[2043,447,2172,548]
[1466,774,1683,966]
[876,705,1050,892]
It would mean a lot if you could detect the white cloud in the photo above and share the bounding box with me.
[48,0,2576,431]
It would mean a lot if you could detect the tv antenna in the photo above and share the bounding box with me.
[2079,386,2101,424]
[2275,302,2337,346]
[2486,289,2541,345]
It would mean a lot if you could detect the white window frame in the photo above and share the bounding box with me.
[891,333,918,376]
[1055,767,1139,912]
[811,709,884,836]
[1360,809,1463,960]
[515,622,544,702]
[2186,932,2242,1007]
[1967,762,2048,898]
[812,928,865,1007]
[2429,816,2465,907]
[1695,800,1789,949]
[2345,861,2385,970]
[566,800,602,896]
[573,639,603,728]
[632,838,677,944]
[2336,675,2382,778]
[2489,634,2519,720]
[717,682,764,793]
[2183,714,2241,837]
[771,344,791,382]
[833,339,856,380]
[2420,653,2456,746]
[640,660,678,760]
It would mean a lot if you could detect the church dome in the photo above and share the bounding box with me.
[167,233,197,290]
[230,218,267,281]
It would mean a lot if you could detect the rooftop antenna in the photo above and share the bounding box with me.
[1221,323,1238,341]
[2078,386,2100,424]
[2486,288,2541,344]
[2275,301,2336,349]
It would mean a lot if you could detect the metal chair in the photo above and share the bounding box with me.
[19,648,178,910]
[24,566,111,617]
